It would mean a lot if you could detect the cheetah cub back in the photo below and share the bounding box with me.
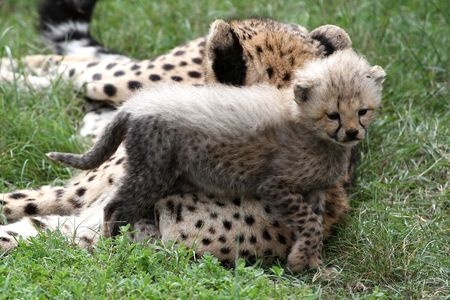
[48,49,385,272]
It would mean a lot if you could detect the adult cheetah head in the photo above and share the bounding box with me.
[204,18,352,89]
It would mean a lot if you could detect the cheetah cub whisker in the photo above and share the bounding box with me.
[47,49,385,272]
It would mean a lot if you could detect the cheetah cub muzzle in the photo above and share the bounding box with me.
[48,49,385,272]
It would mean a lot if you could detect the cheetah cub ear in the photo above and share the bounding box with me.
[367,65,386,86]
[293,78,318,104]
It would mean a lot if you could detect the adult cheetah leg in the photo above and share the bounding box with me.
[257,181,325,272]
[0,207,104,254]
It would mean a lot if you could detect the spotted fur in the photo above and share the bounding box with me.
[1,0,360,266]
[48,50,385,271]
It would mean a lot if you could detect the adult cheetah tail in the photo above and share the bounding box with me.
[47,111,130,170]
[38,0,114,57]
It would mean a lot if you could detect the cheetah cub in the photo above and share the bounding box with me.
[48,49,385,272]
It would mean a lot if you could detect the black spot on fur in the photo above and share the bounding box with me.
[179,61,187,66]
[103,84,117,97]
[0,200,6,205]
[232,197,241,206]
[265,40,273,52]
[0,237,10,242]
[220,247,230,254]
[108,176,114,185]
[128,81,142,90]
[187,205,196,212]
[215,201,225,207]
[10,192,27,199]
[218,235,227,243]
[149,74,161,81]
[174,50,185,56]
[188,71,202,78]
[262,229,272,241]
[130,64,140,70]
[87,62,98,68]
[266,67,274,78]
[92,73,102,80]
[312,34,336,56]
[88,175,96,182]
[180,232,188,240]
[202,238,212,245]
[244,215,255,226]
[208,227,216,235]
[249,235,257,244]
[176,203,183,222]
[114,70,125,77]
[76,187,86,197]
[233,213,240,220]
[68,68,75,77]
[211,29,246,86]
[302,232,311,238]
[24,203,38,215]
[210,212,218,219]
[271,220,280,227]
[115,157,125,165]
[162,64,175,71]
[239,249,250,257]
[223,220,232,230]
[282,73,291,81]
[263,249,273,256]
[106,63,117,69]
[171,76,183,82]
[264,205,272,214]
[192,58,203,64]
[195,220,204,228]
[166,200,175,214]
[6,231,17,237]
[277,234,287,245]
[235,234,245,243]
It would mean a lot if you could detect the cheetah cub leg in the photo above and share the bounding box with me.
[257,182,325,272]
[103,118,178,237]
[286,190,325,272]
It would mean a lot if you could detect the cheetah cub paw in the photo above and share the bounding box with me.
[286,240,322,272]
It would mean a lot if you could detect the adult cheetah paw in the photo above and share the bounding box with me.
[0,232,19,255]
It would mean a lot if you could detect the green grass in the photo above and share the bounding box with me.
[0,0,449,299]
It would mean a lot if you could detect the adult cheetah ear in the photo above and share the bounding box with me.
[293,79,316,104]
[367,65,386,86]
[310,25,352,56]
[204,19,247,86]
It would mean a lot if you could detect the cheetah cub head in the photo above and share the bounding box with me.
[293,49,386,147]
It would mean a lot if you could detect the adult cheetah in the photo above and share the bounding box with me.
[0,0,354,265]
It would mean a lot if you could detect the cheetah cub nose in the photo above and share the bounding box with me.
[345,129,359,140]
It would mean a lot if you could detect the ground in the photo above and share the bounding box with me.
[0,0,448,299]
